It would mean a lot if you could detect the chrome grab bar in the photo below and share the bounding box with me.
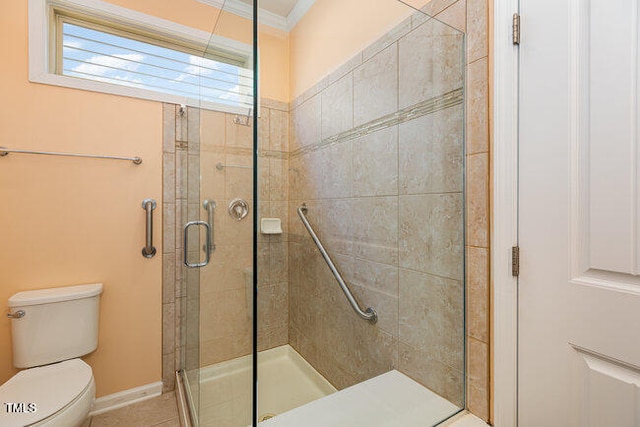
[141,199,157,258]
[0,147,142,164]
[202,200,216,255]
[297,203,378,324]
[184,220,211,268]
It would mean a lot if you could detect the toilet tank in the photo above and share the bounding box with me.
[8,283,103,368]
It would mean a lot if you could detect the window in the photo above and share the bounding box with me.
[29,0,254,113]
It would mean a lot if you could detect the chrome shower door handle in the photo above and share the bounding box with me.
[183,220,211,268]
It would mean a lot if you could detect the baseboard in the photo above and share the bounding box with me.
[89,381,163,416]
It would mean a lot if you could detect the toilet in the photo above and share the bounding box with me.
[0,283,103,427]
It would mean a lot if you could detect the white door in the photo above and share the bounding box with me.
[518,0,640,426]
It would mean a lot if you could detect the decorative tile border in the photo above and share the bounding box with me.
[291,88,464,158]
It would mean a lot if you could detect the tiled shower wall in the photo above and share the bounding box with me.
[287,0,491,421]
[161,100,291,390]
[288,10,465,406]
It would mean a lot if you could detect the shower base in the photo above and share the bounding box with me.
[191,345,460,427]
[197,345,336,427]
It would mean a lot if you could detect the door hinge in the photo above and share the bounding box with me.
[512,13,521,45]
[512,246,520,277]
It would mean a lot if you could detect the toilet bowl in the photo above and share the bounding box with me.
[2,284,103,427]
[0,359,95,427]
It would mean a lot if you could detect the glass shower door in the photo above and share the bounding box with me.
[181,1,257,426]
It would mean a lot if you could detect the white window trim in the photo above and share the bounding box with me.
[28,0,254,114]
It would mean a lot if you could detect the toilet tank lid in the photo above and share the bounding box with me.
[9,283,103,307]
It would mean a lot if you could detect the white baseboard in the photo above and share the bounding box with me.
[89,381,163,416]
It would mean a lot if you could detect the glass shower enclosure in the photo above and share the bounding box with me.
[177,0,466,426]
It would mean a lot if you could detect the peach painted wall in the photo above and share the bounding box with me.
[289,0,414,99]
[0,0,288,397]
[0,0,163,397]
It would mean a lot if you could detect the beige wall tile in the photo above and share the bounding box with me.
[353,44,398,126]
[399,104,464,195]
[398,342,464,407]
[176,106,188,143]
[466,0,488,63]
[269,241,289,284]
[269,158,289,201]
[399,19,464,109]
[225,114,253,149]
[309,144,352,200]
[435,0,467,32]
[269,109,289,152]
[257,323,288,352]
[342,256,399,296]
[399,194,464,280]
[419,0,460,17]
[163,104,176,154]
[258,156,270,201]
[200,151,226,202]
[163,203,175,255]
[467,153,489,247]
[467,246,489,342]
[321,73,354,139]
[163,153,175,203]
[467,338,489,420]
[163,253,175,305]
[187,107,200,154]
[200,109,226,150]
[399,269,464,371]
[257,282,288,329]
[258,107,270,151]
[467,57,489,155]
[291,94,321,150]
[163,302,175,356]
[350,282,399,337]
[352,126,399,197]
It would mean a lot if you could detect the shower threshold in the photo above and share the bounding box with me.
[258,370,460,427]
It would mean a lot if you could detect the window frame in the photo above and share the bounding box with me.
[29,0,254,114]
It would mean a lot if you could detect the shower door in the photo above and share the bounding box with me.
[181,1,257,426]
[256,0,466,426]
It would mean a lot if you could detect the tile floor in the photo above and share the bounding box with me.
[86,392,180,427]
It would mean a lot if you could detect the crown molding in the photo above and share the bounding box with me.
[285,0,315,31]
[196,0,316,32]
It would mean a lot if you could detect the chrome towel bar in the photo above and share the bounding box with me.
[0,147,142,164]
[297,203,378,324]
[141,199,157,258]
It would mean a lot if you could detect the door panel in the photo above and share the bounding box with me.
[519,0,640,425]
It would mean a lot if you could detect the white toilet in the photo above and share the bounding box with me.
[0,283,103,427]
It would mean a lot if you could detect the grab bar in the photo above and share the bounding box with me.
[202,200,216,255]
[141,199,157,258]
[297,203,378,324]
[183,220,211,268]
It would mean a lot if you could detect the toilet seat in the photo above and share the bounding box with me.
[0,359,93,427]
